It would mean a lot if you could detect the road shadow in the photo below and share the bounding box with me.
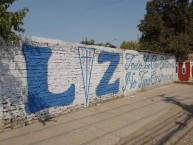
[156,97,193,145]
[115,96,193,145]
[163,97,193,116]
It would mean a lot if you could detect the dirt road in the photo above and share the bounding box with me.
[0,83,193,145]
[117,96,193,145]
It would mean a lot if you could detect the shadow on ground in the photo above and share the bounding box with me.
[117,96,193,145]
[157,97,193,145]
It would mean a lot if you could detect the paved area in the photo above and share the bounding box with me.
[116,103,193,145]
[116,86,193,145]
[0,83,193,145]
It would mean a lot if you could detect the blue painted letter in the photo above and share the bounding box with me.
[23,45,75,114]
[96,51,120,96]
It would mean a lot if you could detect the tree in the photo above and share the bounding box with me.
[0,0,28,43]
[80,38,95,45]
[120,41,140,50]
[80,38,116,48]
[104,42,116,48]
[138,0,193,59]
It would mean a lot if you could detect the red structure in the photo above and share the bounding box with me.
[178,62,191,81]
[192,64,193,78]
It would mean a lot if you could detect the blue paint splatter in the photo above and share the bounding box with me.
[96,51,120,96]
[23,45,75,114]
[78,47,95,106]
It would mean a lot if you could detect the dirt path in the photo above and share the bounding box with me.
[116,98,193,145]
[1,84,192,145]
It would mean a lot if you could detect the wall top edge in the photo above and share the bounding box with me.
[21,35,122,53]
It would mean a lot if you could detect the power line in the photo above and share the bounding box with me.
[74,0,128,13]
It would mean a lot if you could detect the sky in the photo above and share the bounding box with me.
[10,0,148,47]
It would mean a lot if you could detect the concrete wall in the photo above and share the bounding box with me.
[0,36,176,131]
[176,62,193,82]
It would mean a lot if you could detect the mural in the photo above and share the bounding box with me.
[122,53,138,92]
[78,47,95,106]
[0,37,178,131]
[23,45,75,114]
[21,44,176,114]
[96,51,120,97]
[123,51,175,93]
[177,62,193,81]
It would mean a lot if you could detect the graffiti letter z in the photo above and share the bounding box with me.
[96,51,120,96]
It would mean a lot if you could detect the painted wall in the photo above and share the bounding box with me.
[0,36,176,131]
[123,50,176,96]
[176,62,193,82]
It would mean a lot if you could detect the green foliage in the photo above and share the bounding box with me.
[103,42,116,48]
[138,0,193,59]
[80,38,116,48]
[120,41,140,50]
[80,39,94,45]
[0,0,28,43]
